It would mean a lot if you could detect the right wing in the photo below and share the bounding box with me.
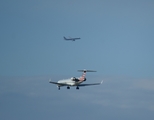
[78,80,103,87]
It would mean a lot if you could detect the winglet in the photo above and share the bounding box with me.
[49,79,52,83]
[101,80,103,84]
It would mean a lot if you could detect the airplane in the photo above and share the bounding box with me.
[49,69,103,90]
[63,36,81,41]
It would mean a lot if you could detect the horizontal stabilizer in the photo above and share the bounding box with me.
[78,69,97,72]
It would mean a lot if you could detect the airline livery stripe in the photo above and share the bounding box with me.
[79,72,86,81]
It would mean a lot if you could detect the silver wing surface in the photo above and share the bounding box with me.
[49,81,67,86]
[78,81,103,87]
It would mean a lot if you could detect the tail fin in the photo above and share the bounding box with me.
[63,36,67,40]
[79,70,86,81]
[78,69,96,82]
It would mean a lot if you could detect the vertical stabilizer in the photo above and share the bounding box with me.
[78,69,96,82]
[79,70,86,81]
[63,36,67,40]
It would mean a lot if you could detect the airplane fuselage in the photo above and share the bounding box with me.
[57,78,83,86]
[64,37,81,41]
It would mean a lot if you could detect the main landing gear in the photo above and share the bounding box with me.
[67,86,79,90]
[57,86,79,90]
[76,86,79,90]
[67,86,70,89]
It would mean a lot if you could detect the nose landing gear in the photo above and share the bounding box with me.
[57,86,60,90]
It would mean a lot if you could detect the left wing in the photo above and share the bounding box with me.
[49,80,67,86]
[78,80,103,87]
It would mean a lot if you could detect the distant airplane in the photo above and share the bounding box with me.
[49,69,103,90]
[63,36,81,41]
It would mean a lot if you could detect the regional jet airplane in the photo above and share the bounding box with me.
[49,69,103,90]
[63,36,81,41]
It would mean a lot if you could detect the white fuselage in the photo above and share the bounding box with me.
[58,78,82,86]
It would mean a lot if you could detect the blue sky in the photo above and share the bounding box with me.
[0,0,154,120]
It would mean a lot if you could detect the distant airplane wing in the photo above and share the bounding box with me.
[78,81,103,87]
[74,38,80,40]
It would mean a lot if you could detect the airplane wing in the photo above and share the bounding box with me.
[78,81,103,87]
[74,38,80,40]
[49,80,67,86]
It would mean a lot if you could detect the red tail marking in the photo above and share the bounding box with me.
[79,72,86,81]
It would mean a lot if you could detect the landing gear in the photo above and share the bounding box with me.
[58,86,60,90]
[67,86,70,89]
[76,86,79,90]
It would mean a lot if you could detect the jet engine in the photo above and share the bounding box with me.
[71,77,79,81]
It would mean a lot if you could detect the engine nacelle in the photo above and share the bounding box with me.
[71,77,76,81]
[71,77,79,81]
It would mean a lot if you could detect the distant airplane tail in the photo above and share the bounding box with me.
[63,36,66,40]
